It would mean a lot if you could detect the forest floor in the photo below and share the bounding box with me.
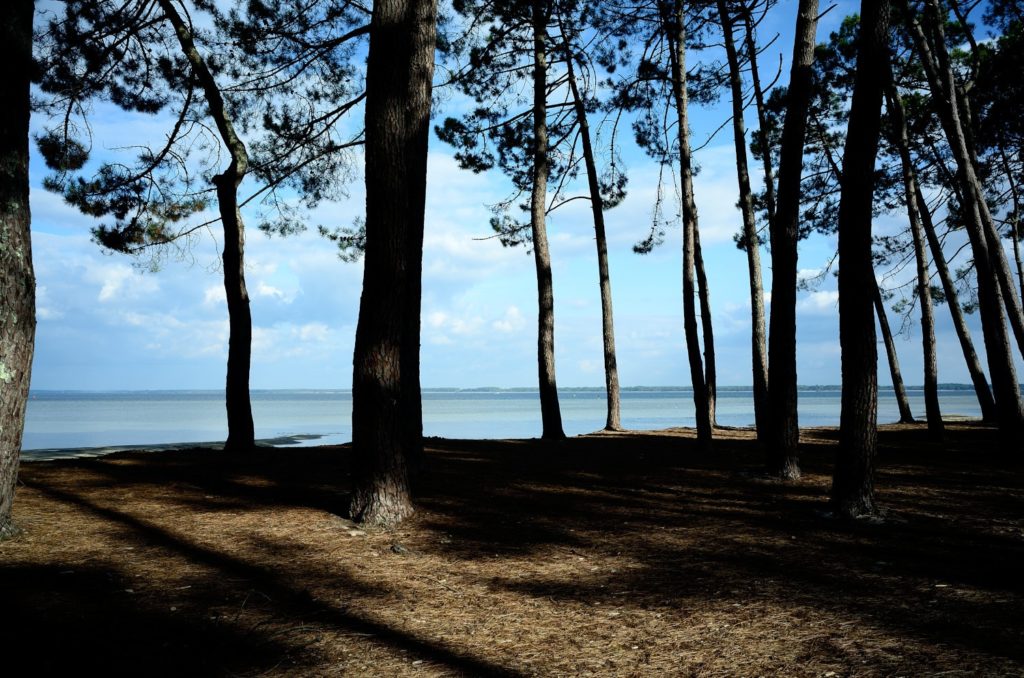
[3,421,1023,677]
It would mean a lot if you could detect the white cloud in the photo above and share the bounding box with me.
[83,262,160,302]
[493,305,525,333]
[203,285,225,307]
[798,290,840,314]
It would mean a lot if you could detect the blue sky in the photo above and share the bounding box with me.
[27,0,1023,390]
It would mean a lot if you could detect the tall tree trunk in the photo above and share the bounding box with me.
[887,86,944,438]
[720,0,769,441]
[832,0,889,519]
[561,27,621,431]
[159,0,255,451]
[0,0,35,539]
[741,2,778,232]
[349,0,437,526]
[531,0,565,440]
[872,277,915,423]
[694,230,717,427]
[766,0,819,478]
[663,0,712,448]
[903,3,1024,432]
[917,182,997,422]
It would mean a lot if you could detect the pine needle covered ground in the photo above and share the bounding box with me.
[3,422,1022,676]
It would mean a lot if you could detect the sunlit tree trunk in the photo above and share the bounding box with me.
[562,33,621,431]
[719,0,769,441]
[349,0,437,526]
[887,86,944,438]
[663,0,712,447]
[741,2,778,232]
[694,232,717,428]
[530,0,565,440]
[832,0,890,519]
[0,0,35,539]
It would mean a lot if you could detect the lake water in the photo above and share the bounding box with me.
[21,388,985,459]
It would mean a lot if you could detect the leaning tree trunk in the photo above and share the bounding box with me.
[832,0,889,519]
[920,0,1024,361]
[694,230,717,428]
[720,0,769,442]
[903,2,1024,433]
[872,278,915,424]
[887,86,944,438]
[767,0,819,478]
[664,2,712,448]
[0,0,35,539]
[562,31,621,431]
[998,146,1024,306]
[159,0,255,452]
[349,0,437,526]
[531,0,565,440]
[917,182,997,422]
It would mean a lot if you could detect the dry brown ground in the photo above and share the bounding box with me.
[2,422,1023,677]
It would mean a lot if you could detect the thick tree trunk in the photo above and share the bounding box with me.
[904,2,1024,433]
[720,0,769,441]
[872,277,915,423]
[917,182,997,422]
[562,35,621,431]
[766,0,819,478]
[531,0,565,440]
[349,0,437,526]
[159,0,255,451]
[664,1,712,448]
[832,0,889,519]
[887,86,944,438]
[0,0,35,539]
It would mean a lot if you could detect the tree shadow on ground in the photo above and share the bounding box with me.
[10,422,1024,673]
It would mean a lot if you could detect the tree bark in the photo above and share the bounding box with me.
[531,0,565,440]
[998,146,1024,304]
[0,0,35,539]
[872,277,915,423]
[561,27,621,431]
[832,0,889,519]
[741,2,778,232]
[886,86,944,437]
[917,182,997,422]
[663,0,712,448]
[694,229,717,428]
[903,2,1024,433]
[158,0,255,452]
[766,0,819,478]
[719,0,769,442]
[349,0,437,526]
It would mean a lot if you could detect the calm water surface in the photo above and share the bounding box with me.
[21,388,985,458]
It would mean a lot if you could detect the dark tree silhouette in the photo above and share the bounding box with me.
[832,0,891,519]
